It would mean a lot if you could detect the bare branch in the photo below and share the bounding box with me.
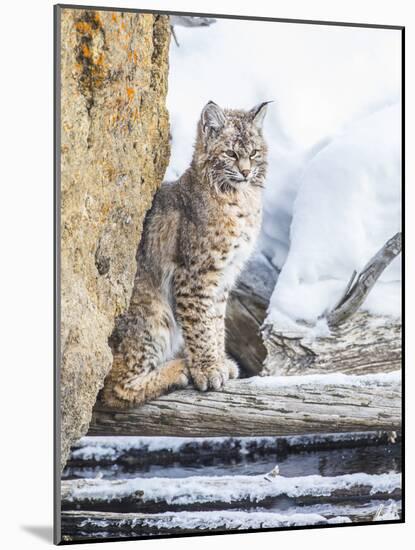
[331,269,357,311]
[327,232,401,327]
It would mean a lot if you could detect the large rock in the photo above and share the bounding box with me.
[59,8,171,468]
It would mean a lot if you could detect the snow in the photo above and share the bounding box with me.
[246,370,401,389]
[63,472,401,504]
[166,18,401,331]
[266,103,402,331]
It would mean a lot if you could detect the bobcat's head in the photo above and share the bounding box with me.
[194,100,270,192]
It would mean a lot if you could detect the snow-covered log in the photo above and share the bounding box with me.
[89,373,400,437]
[61,499,402,537]
[61,471,401,512]
[68,432,400,468]
[61,509,353,537]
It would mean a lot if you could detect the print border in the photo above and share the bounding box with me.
[53,4,405,544]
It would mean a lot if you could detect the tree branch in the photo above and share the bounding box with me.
[327,232,402,327]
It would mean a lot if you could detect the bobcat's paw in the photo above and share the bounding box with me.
[100,385,138,409]
[191,358,239,392]
[167,359,191,389]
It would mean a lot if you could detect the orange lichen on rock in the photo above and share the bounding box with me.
[95,53,105,66]
[82,44,91,58]
[93,12,102,26]
[126,87,135,101]
[75,20,93,34]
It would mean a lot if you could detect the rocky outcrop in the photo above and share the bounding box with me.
[59,8,171,468]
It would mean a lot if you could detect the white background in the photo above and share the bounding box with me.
[0,0,412,548]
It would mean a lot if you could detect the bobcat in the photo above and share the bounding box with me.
[102,100,269,408]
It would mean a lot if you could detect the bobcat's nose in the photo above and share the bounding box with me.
[241,169,250,178]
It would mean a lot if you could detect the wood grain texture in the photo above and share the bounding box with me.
[226,252,279,375]
[89,377,401,437]
[262,311,401,376]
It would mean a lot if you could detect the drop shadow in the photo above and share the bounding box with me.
[21,525,53,544]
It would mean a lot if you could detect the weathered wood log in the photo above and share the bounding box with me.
[89,374,400,437]
[61,471,401,512]
[226,252,279,375]
[262,311,401,376]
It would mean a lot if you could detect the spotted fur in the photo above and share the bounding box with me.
[102,101,269,408]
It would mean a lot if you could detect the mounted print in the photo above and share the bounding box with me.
[54,4,404,544]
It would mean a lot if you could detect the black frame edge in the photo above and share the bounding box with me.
[54,3,62,546]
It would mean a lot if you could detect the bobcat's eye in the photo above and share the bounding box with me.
[225,150,238,159]
[250,150,258,159]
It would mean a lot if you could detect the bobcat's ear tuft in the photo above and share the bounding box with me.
[201,101,226,135]
[250,101,272,129]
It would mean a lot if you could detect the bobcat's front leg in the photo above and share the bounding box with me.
[175,274,237,391]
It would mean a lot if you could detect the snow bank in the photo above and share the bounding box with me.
[166,18,401,327]
[62,472,401,504]
[266,103,402,330]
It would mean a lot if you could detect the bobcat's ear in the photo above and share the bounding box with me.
[201,101,226,135]
[250,101,272,129]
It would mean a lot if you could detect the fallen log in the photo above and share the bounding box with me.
[226,235,401,377]
[67,431,401,469]
[226,252,279,375]
[60,509,352,537]
[89,373,400,437]
[61,471,401,512]
[262,311,401,376]
[61,500,401,538]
